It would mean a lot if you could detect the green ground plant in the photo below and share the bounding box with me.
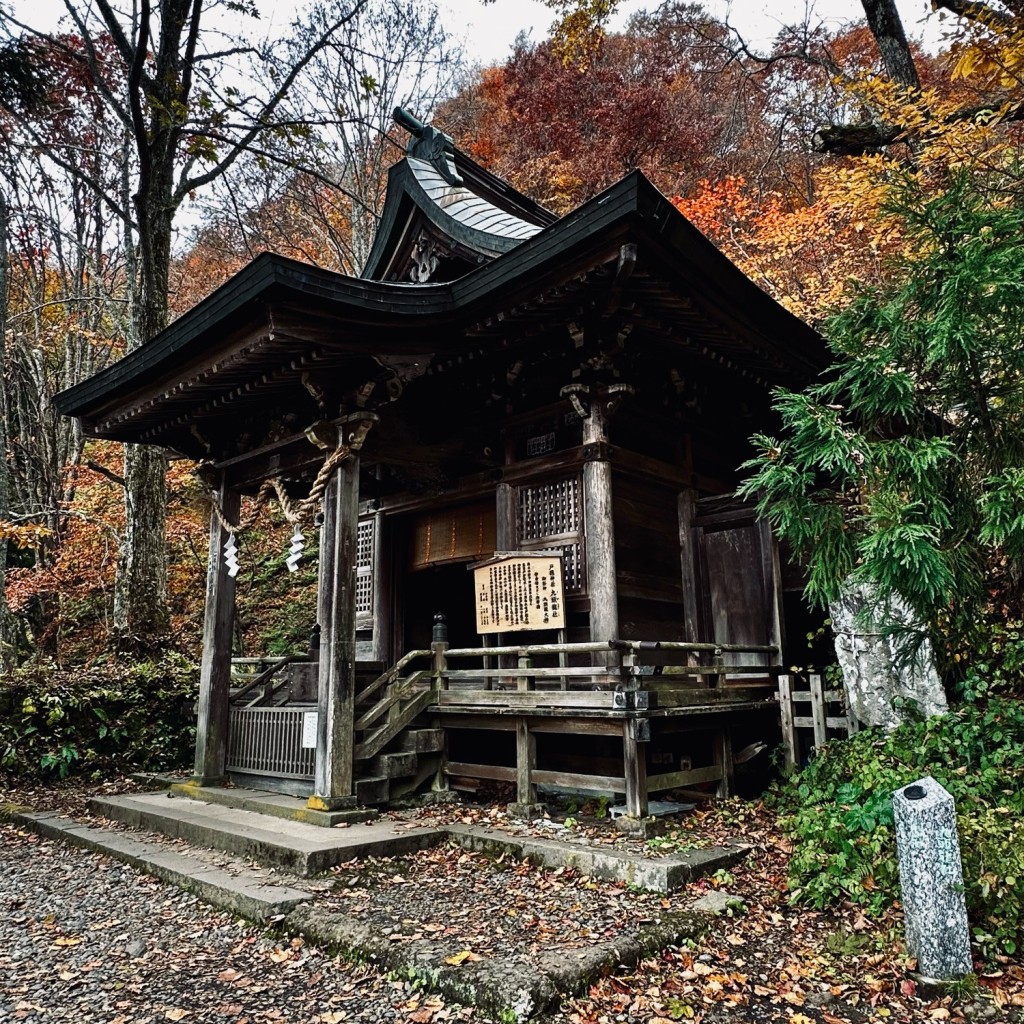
[0,652,197,779]
[774,697,1024,957]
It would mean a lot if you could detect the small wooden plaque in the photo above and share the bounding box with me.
[473,553,565,634]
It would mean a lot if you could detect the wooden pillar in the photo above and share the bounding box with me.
[192,477,239,785]
[677,489,702,656]
[713,724,735,799]
[623,718,648,818]
[309,414,376,811]
[582,394,618,643]
[758,514,786,666]
[370,507,390,664]
[515,718,537,805]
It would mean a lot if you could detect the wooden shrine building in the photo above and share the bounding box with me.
[56,112,827,818]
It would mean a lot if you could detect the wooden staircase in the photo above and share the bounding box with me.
[227,651,444,806]
[351,651,443,805]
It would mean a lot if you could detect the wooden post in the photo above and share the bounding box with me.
[757,515,786,667]
[582,392,618,645]
[778,674,797,768]
[431,612,449,688]
[677,489,702,665]
[713,725,735,799]
[623,717,648,818]
[370,507,390,664]
[515,717,537,806]
[309,413,375,811]
[809,672,827,750]
[192,477,239,785]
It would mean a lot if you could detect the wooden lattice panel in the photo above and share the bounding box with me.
[356,518,374,618]
[518,477,581,540]
[516,476,584,593]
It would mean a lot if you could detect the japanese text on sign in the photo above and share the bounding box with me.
[474,555,565,634]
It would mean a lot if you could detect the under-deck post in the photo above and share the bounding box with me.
[192,476,239,785]
[515,718,537,806]
[582,393,618,644]
[623,718,649,818]
[309,414,376,811]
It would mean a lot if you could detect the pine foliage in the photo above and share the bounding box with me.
[740,171,1024,649]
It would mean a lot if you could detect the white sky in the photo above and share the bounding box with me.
[435,0,947,65]
[15,0,951,65]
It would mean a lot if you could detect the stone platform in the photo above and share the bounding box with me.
[86,792,444,875]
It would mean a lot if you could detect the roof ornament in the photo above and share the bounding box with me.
[394,106,464,187]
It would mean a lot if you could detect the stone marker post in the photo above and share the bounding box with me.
[892,777,973,982]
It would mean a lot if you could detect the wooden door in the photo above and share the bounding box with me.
[682,494,784,668]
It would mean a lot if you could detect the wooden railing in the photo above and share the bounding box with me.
[426,638,781,710]
[230,655,300,707]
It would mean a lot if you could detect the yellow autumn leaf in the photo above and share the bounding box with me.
[444,949,482,966]
[53,937,82,947]
[165,1011,189,1022]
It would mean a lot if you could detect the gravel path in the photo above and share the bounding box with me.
[0,824,477,1024]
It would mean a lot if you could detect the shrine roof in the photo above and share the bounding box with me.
[54,169,827,460]
[361,147,556,280]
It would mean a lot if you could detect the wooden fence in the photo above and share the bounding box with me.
[778,673,859,767]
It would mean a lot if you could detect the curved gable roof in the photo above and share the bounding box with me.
[362,147,556,281]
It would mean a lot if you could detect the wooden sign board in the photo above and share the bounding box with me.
[474,553,565,634]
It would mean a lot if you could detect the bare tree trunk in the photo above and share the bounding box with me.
[0,187,17,669]
[861,0,920,89]
[112,183,173,648]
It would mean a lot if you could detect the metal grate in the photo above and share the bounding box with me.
[356,518,374,617]
[516,477,584,593]
[227,707,315,779]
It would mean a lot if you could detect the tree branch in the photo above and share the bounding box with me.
[176,0,370,201]
[85,461,126,488]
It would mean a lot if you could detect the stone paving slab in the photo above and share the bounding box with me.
[168,780,376,826]
[284,901,705,1022]
[445,823,751,892]
[11,806,726,1021]
[87,793,445,875]
[13,811,314,920]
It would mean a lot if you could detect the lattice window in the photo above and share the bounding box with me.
[518,477,581,541]
[516,477,584,593]
[356,518,374,618]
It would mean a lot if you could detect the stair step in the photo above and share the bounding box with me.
[88,793,441,876]
[353,775,390,805]
[372,751,418,778]
[168,782,375,827]
[398,728,445,754]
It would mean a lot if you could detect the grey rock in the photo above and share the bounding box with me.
[690,890,745,916]
[892,777,972,981]
[126,938,146,957]
[830,580,947,731]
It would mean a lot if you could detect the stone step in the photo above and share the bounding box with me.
[168,782,375,827]
[353,775,390,805]
[397,727,444,754]
[372,751,418,778]
[14,811,313,920]
[88,792,442,876]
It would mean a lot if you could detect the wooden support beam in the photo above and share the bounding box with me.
[677,489,702,659]
[623,718,649,818]
[370,508,390,663]
[713,725,735,799]
[778,674,797,769]
[582,391,619,646]
[809,672,827,749]
[193,479,239,785]
[516,717,537,804]
[758,515,786,666]
[309,415,375,811]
